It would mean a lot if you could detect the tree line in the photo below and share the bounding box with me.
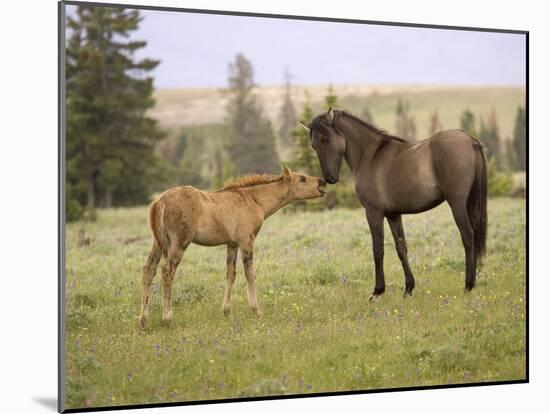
[66,7,526,221]
[66,6,165,220]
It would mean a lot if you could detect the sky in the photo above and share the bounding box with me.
[67,5,526,89]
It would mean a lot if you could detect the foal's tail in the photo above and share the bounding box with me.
[467,141,488,266]
[148,197,167,256]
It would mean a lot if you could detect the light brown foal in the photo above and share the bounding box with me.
[138,166,326,328]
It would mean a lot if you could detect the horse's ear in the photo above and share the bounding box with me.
[282,165,292,179]
[299,121,310,132]
[327,107,335,125]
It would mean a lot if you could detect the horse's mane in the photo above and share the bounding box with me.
[310,109,407,143]
[339,110,406,143]
[219,174,283,191]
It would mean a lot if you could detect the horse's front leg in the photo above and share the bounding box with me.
[222,245,238,316]
[240,238,261,317]
[365,209,385,299]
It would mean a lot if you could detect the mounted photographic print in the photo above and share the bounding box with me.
[59,1,528,412]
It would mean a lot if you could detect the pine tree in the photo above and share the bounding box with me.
[277,69,297,161]
[479,109,502,169]
[291,90,319,176]
[224,54,280,175]
[395,98,416,141]
[179,135,207,188]
[211,146,236,189]
[513,106,526,171]
[505,139,517,172]
[460,108,477,137]
[324,84,338,109]
[428,110,443,135]
[362,105,373,123]
[66,6,163,211]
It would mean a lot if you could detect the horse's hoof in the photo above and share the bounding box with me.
[369,287,385,302]
[403,288,414,298]
[368,294,382,302]
[138,316,148,330]
[223,308,230,317]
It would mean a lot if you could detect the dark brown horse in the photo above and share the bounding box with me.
[303,108,487,298]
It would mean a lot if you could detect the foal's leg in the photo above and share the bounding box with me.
[365,209,385,299]
[139,242,162,329]
[387,215,416,296]
[240,239,261,317]
[222,245,238,317]
[161,241,188,323]
[448,199,476,291]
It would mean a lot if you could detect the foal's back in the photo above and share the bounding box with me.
[154,186,261,248]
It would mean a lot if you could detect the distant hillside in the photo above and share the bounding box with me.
[149,84,525,141]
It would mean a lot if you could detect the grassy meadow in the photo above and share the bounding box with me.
[64,198,526,409]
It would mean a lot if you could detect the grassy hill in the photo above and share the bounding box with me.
[65,198,525,408]
[149,84,525,140]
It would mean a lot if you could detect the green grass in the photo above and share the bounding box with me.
[65,198,526,409]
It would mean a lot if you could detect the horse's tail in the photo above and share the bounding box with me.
[467,140,488,266]
[148,196,166,256]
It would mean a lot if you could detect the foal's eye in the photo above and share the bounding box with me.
[299,175,306,183]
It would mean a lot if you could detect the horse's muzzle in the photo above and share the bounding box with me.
[318,178,327,196]
[325,175,339,185]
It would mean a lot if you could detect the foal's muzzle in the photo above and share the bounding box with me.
[324,175,339,185]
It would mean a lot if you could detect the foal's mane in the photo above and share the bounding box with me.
[321,109,406,144]
[219,174,284,191]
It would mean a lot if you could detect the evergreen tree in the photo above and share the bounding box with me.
[291,90,319,176]
[277,69,297,161]
[211,146,236,189]
[505,139,517,172]
[460,108,477,137]
[395,98,416,141]
[224,54,280,175]
[66,6,163,211]
[324,84,338,109]
[479,109,502,169]
[428,110,443,135]
[179,135,207,188]
[362,105,373,123]
[513,106,526,171]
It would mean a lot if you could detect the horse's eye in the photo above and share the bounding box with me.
[299,175,306,183]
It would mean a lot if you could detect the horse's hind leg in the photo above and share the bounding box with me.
[387,215,416,296]
[448,198,476,291]
[139,242,162,329]
[161,238,189,324]
[222,245,238,317]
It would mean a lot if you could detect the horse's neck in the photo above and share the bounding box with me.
[337,118,382,174]
[244,183,291,218]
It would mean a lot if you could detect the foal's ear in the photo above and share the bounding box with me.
[299,121,310,132]
[327,107,335,125]
[282,165,292,179]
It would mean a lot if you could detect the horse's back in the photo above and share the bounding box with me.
[372,130,478,214]
[155,186,203,236]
